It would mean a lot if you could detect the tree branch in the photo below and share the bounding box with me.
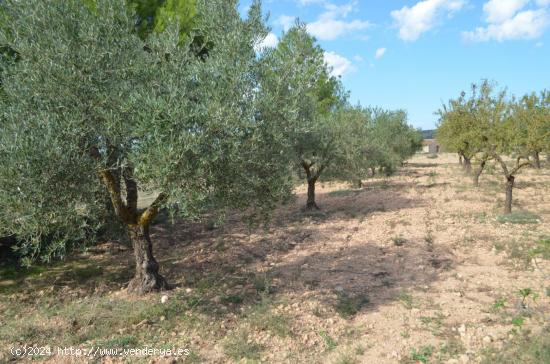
[492,153,510,177]
[510,161,533,176]
[139,193,168,227]
[493,152,533,177]
[106,141,121,193]
[99,169,135,223]
[123,165,138,214]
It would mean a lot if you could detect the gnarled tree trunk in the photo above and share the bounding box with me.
[458,154,463,166]
[97,160,170,295]
[492,153,531,215]
[127,223,169,294]
[504,176,514,214]
[306,178,319,210]
[302,160,324,211]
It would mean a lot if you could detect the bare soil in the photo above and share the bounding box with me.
[1,153,549,363]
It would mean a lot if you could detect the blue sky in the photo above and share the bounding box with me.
[242,0,550,130]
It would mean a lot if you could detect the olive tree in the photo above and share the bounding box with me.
[365,108,422,176]
[0,0,294,294]
[261,24,356,210]
[260,24,421,210]
[326,106,372,187]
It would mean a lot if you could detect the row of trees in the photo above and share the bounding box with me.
[0,0,421,293]
[437,81,550,214]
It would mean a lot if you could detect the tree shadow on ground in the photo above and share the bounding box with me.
[0,169,446,319]
[145,205,454,318]
[271,238,454,312]
[126,184,449,317]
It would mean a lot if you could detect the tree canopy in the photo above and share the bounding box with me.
[1,0,424,294]
[259,24,345,209]
[437,80,550,213]
[0,0,294,292]
[260,24,421,209]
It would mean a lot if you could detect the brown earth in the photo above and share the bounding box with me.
[1,153,549,363]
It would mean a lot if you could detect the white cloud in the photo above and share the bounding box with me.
[324,51,354,77]
[375,47,387,59]
[276,15,296,31]
[463,9,549,41]
[306,1,372,41]
[483,0,530,23]
[308,19,371,40]
[463,0,550,42]
[323,2,355,18]
[391,0,466,42]
[256,33,279,50]
[353,55,364,62]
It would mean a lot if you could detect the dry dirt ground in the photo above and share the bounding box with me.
[1,153,549,363]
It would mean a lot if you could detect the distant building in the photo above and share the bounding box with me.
[421,129,440,153]
[422,139,440,153]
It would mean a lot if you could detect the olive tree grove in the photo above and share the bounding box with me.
[261,24,348,210]
[365,108,423,176]
[0,0,426,295]
[261,25,421,210]
[0,0,296,294]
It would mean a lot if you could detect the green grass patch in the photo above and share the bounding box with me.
[0,321,59,344]
[418,314,445,335]
[221,295,244,305]
[511,316,525,328]
[334,291,369,318]
[318,330,338,351]
[224,330,264,362]
[497,211,540,225]
[407,345,434,364]
[0,264,46,280]
[490,298,507,313]
[474,212,488,223]
[0,294,198,347]
[531,238,550,259]
[398,292,414,309]
[482,326,550,364]
[247,297,292,338]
